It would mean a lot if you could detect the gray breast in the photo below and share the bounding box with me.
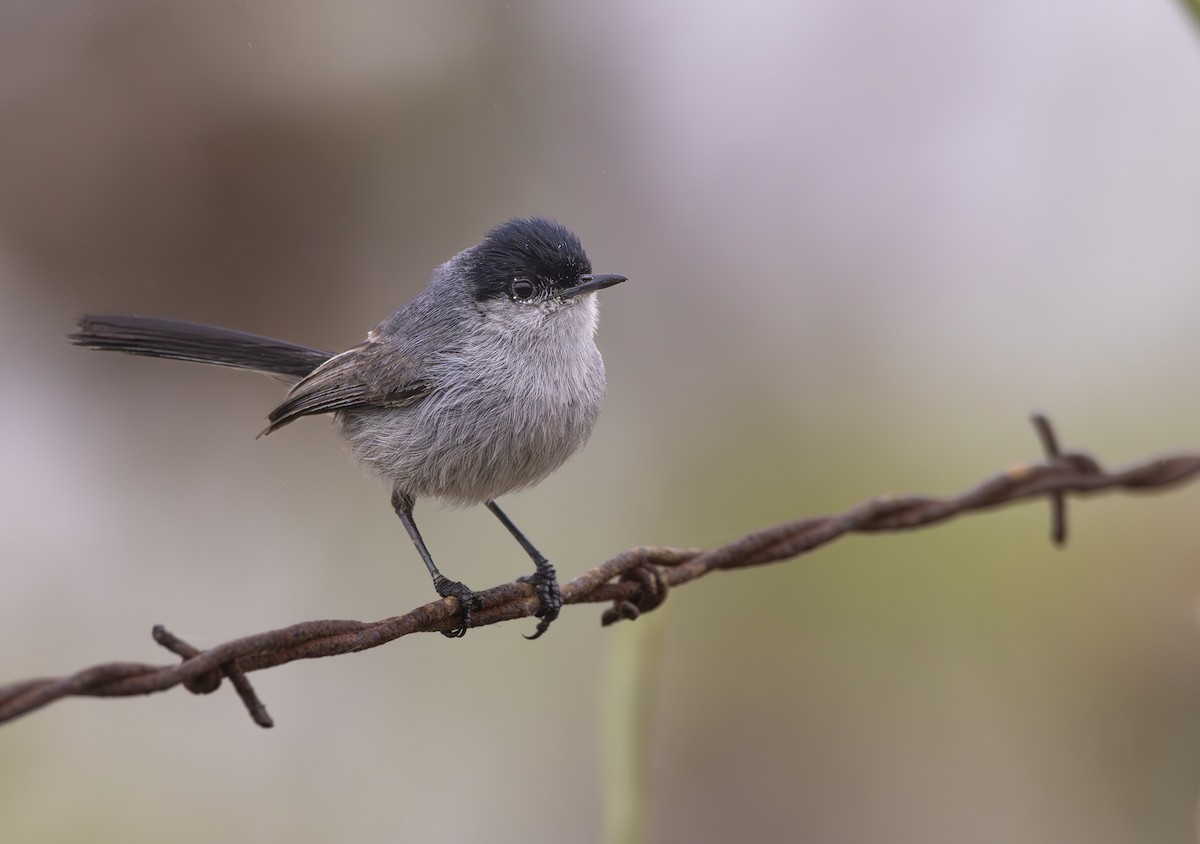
[335,301,606,506]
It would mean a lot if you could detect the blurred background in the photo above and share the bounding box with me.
[2,1,1200,842]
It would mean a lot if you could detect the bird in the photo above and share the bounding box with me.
[69,217,627,638]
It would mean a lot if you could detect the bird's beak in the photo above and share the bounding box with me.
[559,273,627,299]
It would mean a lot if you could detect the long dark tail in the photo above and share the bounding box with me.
[68,315,332,380]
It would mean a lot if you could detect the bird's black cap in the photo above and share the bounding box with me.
[467,217,594,301]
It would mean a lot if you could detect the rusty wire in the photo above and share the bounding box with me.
[2,414,1198,729]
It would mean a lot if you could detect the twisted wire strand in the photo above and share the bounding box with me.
[2,415,1197,728]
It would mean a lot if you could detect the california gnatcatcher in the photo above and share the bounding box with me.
[70,217,627,639]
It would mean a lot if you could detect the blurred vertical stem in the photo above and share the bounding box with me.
[600,607,668,844]
[1181,0,1200,33]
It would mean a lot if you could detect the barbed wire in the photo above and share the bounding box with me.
[2,414,1198,729]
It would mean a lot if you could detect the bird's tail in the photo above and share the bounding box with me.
[68,315,332,381]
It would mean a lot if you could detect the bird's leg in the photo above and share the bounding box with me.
[485,500,562,640]
[391,491,479,638]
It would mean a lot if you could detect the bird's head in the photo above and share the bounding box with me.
[464,218,626,325]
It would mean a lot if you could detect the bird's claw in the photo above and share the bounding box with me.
[518,560,562,640]
[432,575,482,638]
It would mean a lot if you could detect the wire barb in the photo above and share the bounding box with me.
[152,625,273,727]
[1030,412,1068,545]
[2,415,1198,728]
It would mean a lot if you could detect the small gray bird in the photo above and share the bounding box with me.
[70,217,626,638]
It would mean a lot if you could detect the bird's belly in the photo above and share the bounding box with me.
[335,377,601,505]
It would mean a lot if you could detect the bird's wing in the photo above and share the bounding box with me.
[260,343,432,436]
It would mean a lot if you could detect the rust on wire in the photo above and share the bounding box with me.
[1,415,1198,729]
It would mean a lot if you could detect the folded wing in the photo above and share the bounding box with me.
[261,342,432,436]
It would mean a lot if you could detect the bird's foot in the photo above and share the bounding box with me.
[518,559,562,640]
[432,575,482,638]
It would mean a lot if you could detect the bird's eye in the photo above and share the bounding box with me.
[510,278,537,301]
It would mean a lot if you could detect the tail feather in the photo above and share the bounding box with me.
[69,315,332,380]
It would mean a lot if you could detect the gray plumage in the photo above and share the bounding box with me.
[328,255,607,506]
